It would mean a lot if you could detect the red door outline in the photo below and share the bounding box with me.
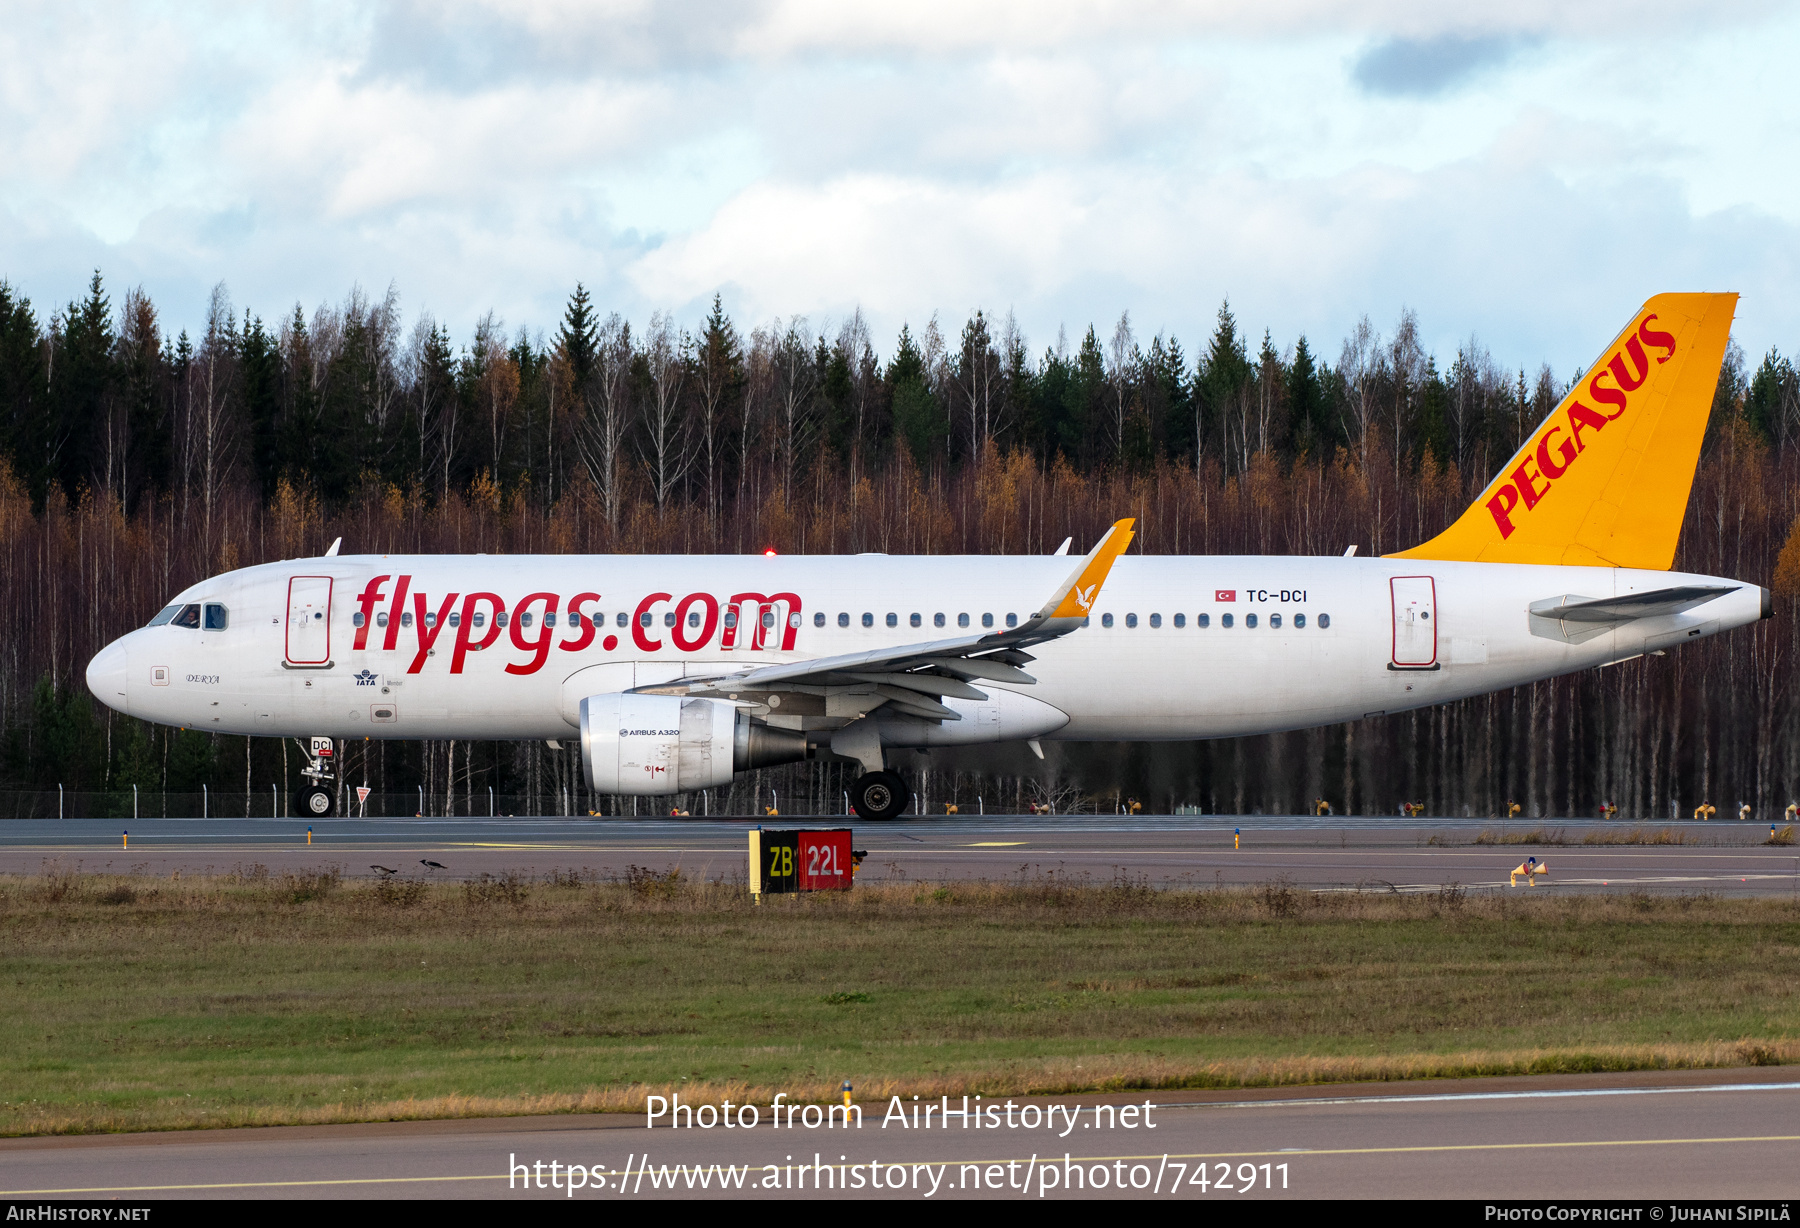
[286,576,334,664]
[1389,575,1437,667]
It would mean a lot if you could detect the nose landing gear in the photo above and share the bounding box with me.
[295,736,337,818]
[849,770,910,822]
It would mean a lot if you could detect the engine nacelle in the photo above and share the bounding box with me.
[578,693,809,795]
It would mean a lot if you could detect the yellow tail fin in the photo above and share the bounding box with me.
[1392,293,1737,570]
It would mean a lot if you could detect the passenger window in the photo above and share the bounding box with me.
[934,613,946,628]
[762,611,776,629]
[886,613,897,627]
[1005,613,1017,628]
[377,612,389,628]
[981,613,994,628]
[1124,613,1137,628]
[663,612,676,628]
[910,613,921,628]
[1173,613,1186,628]
[1149,613,1161,628]
[616,612,628,627]
[1101,613,1114,628]
[173,604,201,629]
[147,605,181,627]
[789,613,801,629]
[862,613,873,627]
[838,612,850,628]
[473,612,486,628]
[352,612,365,628]
[724,611,738,629]
[425,612,437,628]
[1270,613,1282,629]
[1319,613,1331,629]
[1221,613,1233,628]
[1246,613,1258,629]
[402,612,414,628]
[813,612,825,627]
[639,612,653,628]
[1294,613,1306,628]
[449,612,462,628]
[1197,613,1209,628]
[520,612,534,627]
[545,612,557,627]
[957,613,970,628]
[496,611,508,628]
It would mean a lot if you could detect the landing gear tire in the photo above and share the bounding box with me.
[297,786,335,818]
[850,771,910,822]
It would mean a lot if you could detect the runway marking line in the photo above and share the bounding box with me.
[9,1133,1800,1195]
[1168,1081,1800,1111]
[967,842,1027,846]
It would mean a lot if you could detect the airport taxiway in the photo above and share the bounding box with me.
[2,1068,1797,1200]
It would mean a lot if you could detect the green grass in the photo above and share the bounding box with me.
[3,866,1799,1135]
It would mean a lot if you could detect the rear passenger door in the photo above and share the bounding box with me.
[1389,576,1438,668]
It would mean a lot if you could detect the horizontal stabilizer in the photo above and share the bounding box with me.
[1530,585,1737,624]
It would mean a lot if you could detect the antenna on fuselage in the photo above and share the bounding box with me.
[324,537,342,557]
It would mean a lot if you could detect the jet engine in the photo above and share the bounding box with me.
[578,693,808,794]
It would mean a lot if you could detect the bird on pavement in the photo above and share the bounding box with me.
[370,865,398,876]
[420,859,447,871]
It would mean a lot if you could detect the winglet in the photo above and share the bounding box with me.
[1038,519,1135,621]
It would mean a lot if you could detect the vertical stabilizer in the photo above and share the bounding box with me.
[1392,293,1737,570]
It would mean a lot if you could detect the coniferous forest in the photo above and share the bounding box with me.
[1,272,1797,818]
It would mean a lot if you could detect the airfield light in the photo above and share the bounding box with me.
[764,548,777,557]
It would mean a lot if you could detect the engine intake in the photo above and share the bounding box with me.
[578,693,808,795]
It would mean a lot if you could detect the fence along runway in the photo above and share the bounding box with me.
[3,815,1797,895]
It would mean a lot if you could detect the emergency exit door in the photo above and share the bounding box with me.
[1390,575,1438,668]
[286,576,333,665]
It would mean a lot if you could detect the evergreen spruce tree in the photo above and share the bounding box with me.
[53,271,115,500]
[0,282,49,507]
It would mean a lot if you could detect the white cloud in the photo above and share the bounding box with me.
[0,0,1795,373]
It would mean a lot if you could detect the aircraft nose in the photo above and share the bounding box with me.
[86,639,130,712]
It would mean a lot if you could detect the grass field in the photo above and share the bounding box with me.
[4,865,1800,1136]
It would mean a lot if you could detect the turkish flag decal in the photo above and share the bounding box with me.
[1215,589,1236,602]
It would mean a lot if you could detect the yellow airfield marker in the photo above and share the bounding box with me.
[1511,858,1548,887]
[967,842,1026,847]
[121,830,127,849]
[307,827,313,845]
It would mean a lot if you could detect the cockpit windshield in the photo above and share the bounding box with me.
[147,602,226,630]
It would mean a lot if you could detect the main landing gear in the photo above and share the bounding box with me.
[849,771,910,822]
[295,736,337,818]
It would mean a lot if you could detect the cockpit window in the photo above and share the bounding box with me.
[203,603,228,631]
[147,605,181,627]
[171,604,202,629]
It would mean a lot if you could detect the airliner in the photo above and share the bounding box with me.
[85,293,1768,819]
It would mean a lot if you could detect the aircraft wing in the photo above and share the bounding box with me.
[670,519,1135,721]
[1530,585,1738,624]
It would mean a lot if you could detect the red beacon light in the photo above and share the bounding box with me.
[763,548,777,557]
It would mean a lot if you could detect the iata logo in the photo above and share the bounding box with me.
[353,669,377,686]
[1485,314,1678,539]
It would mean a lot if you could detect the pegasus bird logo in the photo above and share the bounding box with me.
[1073,584,1097,612]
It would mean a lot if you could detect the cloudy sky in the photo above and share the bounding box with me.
[2,0,1796,373]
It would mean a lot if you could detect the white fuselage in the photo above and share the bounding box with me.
[85,553,1767,747]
